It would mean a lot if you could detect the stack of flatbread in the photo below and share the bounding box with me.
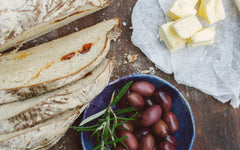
[0,0,120,149]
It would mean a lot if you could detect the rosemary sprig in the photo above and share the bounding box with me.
[71,81,138,150]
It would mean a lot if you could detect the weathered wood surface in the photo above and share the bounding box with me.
[17,0,240,149]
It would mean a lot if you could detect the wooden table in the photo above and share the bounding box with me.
[19,0,239,149]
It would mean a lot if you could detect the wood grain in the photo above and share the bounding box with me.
[17,0,240,150]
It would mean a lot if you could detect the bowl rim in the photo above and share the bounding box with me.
[81,73,195,150]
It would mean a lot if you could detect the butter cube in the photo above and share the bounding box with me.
[171,15,203,39]
[159,22,187,50]
[166,0,197,20]
[198,0,226,24]
[189,27,215,47]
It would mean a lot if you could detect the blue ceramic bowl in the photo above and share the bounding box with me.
[81,74,195,150]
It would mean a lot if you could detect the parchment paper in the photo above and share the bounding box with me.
[131,0,240,108]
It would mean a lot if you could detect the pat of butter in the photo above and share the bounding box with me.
[159,22,187,50]
[198,0,226,24]
[166,0,197,20]
[189,27,215,47]
[171,15,203,39]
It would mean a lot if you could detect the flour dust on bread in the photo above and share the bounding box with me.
[0,0,113,52]
[0,107,86,150]
[0,18,121,104]
[0,58,113,135]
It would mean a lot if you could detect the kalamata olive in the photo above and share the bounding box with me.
[119,130,138,150]
[118,97,128,108]
[162,112,179,133]
[145,97,154,107]
[131,81,155,96]
[153,90,172,112]
[165,135,177,146]
[134,128,151,140]
[139,134,155,150]
[128,112,141,126]
[118,121,134,132]
[152,119,169,138]
[158,141,176,150]
[118,90,131,108]
[115,144,127,150]
[140,105,162,127]
[127,92,145,109]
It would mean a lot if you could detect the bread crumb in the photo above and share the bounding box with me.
[140,70,152,74]
[122,22,127,26]
[149,67,156,74]
[127,54,137,63]
[10,49,18,54]
[10,43,23,54]
[140,67,156,74]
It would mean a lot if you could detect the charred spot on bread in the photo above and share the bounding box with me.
[79,43,93,54]
[83,72,93,79]
[61,52,76,61]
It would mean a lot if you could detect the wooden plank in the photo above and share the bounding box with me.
[17,0,240,149]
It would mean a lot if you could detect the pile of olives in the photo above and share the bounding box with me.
[115,81,179,150]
